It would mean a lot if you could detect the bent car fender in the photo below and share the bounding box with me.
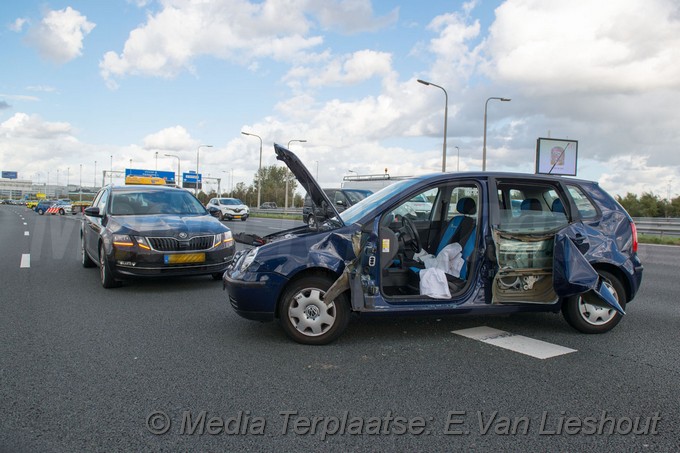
[553,223,625,314]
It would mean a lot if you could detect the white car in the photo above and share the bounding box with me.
[206,198,249,221]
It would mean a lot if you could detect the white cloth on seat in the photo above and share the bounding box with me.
[417,243,464,298]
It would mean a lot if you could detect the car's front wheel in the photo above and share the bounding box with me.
[58,208,65,215]
[81,235,96,268]
[37,208,44,215]
[562,270,625,334]
[278,275,350,345]
[99,244,120,288]
[241,215,247,221]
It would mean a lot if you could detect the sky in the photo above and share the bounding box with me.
[1,0,679,199]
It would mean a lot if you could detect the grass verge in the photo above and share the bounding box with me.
[638,233,680,246]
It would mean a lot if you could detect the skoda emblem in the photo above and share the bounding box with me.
[178,232,188,239]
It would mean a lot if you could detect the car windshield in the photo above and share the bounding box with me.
[339,178,420,225]
[110,190,207,215]
[219,198,243,205]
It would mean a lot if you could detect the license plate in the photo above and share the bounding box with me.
[164,253,205,264]
[233,215,241,219]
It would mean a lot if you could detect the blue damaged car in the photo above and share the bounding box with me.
[223,144,643,345]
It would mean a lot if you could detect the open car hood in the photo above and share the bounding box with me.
[274,143,344,227]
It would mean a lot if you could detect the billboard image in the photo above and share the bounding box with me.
[535,138,578,176]
[124,169,176,185]
[182,172,202,190]
[2,171,18,179]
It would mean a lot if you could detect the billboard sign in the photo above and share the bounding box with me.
[182,172,202,190]
[124,168,176,185]
[535,138,578,176]
[2,171,18,179]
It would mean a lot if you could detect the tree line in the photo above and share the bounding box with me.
[197,165,303,207]
[616,192,680,218]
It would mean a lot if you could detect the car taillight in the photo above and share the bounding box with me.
[631,221,638,253]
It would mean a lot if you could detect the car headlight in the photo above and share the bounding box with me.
[133,236,152,250]
[240,247,258,270]
[112,234,134,247]
[215,231,233,247]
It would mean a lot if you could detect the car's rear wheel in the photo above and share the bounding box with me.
[37,208,44,215]
[278,275,350,345]
[58,208,65,215]
[81,235,96,268]
[99,244,120,288]
[562,270,625,334]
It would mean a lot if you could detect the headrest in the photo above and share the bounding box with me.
[456,197,476,215]
[520,198,542,211]
[551,198,565,214]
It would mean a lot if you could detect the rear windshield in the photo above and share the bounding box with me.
[110,190,207,215]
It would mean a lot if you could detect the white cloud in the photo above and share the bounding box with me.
[0,113,72,139]
[306,0,398,34]
[9,18,28,32]
[483,0,680,93]
[25,7,95,64]
[143,125,197,151]
[100,0,321,83]
[99,0,399,86]
[285,50,394,87]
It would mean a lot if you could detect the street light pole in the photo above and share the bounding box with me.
[196,144,213,195]
[94,161,97,188]
[286,139,307,209]
[155,151,158,171]
[482,96,511,171]
[455,146,460,172]
[242,132,263,207]
[165,154,181,187]
[79,164,82,202]
[417,79,448,172]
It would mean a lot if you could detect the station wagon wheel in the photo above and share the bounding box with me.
[99,244,120,288]
[562,270,625,334]
[278,275,350,345]
[81,234,96,268]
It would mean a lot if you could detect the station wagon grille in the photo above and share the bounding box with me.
[147,235,214,252]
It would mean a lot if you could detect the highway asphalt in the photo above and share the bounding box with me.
[1,205,678,452]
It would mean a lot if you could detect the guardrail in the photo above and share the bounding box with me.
[251,208,303,216]
[632,217,680,237]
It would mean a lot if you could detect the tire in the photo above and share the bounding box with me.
[278,275,350,345]
[99,244,120,288]
[241,216,247,221]
[220,212,227,221]
[37,209,44,215]
[81,235,96,268]
[562,270,625,334]
[58,208,65,215]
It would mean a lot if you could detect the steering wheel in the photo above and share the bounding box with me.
[400,216,421,253]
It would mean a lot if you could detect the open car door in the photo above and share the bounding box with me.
[553,223,625,314]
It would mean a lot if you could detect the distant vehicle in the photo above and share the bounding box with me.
[302,188,372,228]
[224,144,643,345]
[35,200,74,215]
[259,202,277,209]
[81,184,235,288]
[205,198,250,221]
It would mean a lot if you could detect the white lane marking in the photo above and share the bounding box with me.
[24,231,29,236]
[23,222,27,225]
[20,254,30,268]
[452,326,577,359]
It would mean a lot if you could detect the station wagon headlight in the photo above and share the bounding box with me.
[134,236,152,250]
[112,234,134,248]
[240,248,258,270]
[215,231,234,247]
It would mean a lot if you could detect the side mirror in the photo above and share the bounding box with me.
[84,206,101,217]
